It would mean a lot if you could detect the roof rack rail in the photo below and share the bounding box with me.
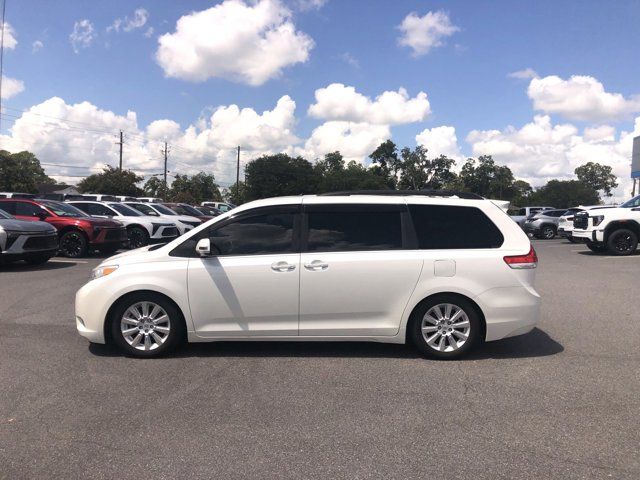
[319,190,484,200]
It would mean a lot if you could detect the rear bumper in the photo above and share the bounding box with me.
[476,286,541,342]
[89,228,128,247]
[557,227,571,237]
[522,224,541,235]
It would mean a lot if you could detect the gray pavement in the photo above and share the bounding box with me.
[0,239,638,479]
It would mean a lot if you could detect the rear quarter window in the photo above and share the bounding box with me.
[409,204,504,249]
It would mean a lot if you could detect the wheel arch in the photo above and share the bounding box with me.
[58,225,88,239]
[404,291,486,344]
[103,289,188,345]
[604,220,640,243]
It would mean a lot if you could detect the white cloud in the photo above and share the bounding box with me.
[108,8,149,33]
[0,95,300,185]
[339,52,359,68]
[299,121,390,163]
[508,68,538,80]
[294,0,328,11]
[397,10,459,56]
[467,114,640,200]
[528,75,640,122]
[2,23,17,49]
[144,27,154,38]
[32,40,43,53]
[308,83,431,125]
[1,76,25,99]
[155,0,314,86]
[416,126,462,159]
[70,19,96,53]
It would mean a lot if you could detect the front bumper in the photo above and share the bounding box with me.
[572,229,603,242]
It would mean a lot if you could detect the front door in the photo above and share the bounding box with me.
[187,205,301,337]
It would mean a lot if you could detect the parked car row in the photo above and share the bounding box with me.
[0,195,238,264]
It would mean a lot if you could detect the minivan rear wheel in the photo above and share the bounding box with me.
[409,295,481,360]
[110,293,185,358]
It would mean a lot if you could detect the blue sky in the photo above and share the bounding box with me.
[1,0,640,194]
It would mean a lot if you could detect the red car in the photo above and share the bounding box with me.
[0,198,127,258]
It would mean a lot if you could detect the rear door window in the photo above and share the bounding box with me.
[409,205,504,249]
[304,204,403,252]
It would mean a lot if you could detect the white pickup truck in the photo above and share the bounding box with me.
[572,195,640,255]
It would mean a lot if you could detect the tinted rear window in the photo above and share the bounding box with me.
[409,205,503,249]
[305,205,403,252]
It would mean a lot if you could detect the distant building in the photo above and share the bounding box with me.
[36,184,81,201]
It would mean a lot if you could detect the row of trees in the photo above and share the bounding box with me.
[76,166,223,205]
[0,143,620,210]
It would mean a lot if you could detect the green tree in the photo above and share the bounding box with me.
[169,172,222,204]
[77,166,143,196]
[369,140,401,188]
[397,146,457,190]
[458,155,517,199]
[529,180,599,208]
[510,179,533,206]
[0,150,56,193]
[314,151,387,193]
[244,153,318,200]
[143,176,170,199]
[224,181,248,205]
[574,162,618,198]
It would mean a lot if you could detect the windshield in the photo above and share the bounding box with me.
[152,204,177,215]
[108,203,142,216]
[620,195,640,208]
[176,204,203,216]
[39,200,89,218]
[127,203,158,216]
[0,208,13,219]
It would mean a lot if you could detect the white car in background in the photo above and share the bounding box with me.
[76,191,540,359]
[558,205,617,243]
[123,202,201,235]
[68,201,180,249]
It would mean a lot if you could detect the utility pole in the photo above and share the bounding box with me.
[236,145,240,200]
[116,130,124,169]
[162,142,169,187]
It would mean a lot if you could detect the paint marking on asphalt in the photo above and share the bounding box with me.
[49,259,88,264]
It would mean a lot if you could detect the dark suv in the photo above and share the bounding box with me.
[0,199,127,257]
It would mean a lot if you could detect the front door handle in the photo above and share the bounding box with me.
[304,260,328,271]
[271,261,296,272]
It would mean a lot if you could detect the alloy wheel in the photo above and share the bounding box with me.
[421,303,471,353]
[543,227,555,239]
[613,233,634,253]
[128,228,146,249]
[120,301,171,351]
[61,232,84,257]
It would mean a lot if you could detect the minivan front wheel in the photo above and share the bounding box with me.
[110,293,185,357]
[409,295,481,359]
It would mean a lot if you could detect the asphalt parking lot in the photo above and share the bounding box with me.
[1,239,639,479]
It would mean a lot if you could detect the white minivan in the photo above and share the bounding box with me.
[75,192,541,359]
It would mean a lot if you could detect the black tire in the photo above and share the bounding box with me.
[408,294,482,360]
[110,292,186,358]
[59,230,88,258]
[540,225,556,240]
[606,229,638,256]
[98,244,120,255]
[127,226,149,249]
[24,253,54,265]
[586,241,607,253]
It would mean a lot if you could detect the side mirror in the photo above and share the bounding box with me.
[36,211,49,221]
[195,238,212,257]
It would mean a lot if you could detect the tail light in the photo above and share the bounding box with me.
[504,245,538,269]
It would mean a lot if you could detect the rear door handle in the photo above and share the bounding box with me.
[304,260,328,271]
[271,261,296,272]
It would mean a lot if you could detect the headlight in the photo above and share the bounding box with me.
[592,215,605,227]
[90,265,118,281]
